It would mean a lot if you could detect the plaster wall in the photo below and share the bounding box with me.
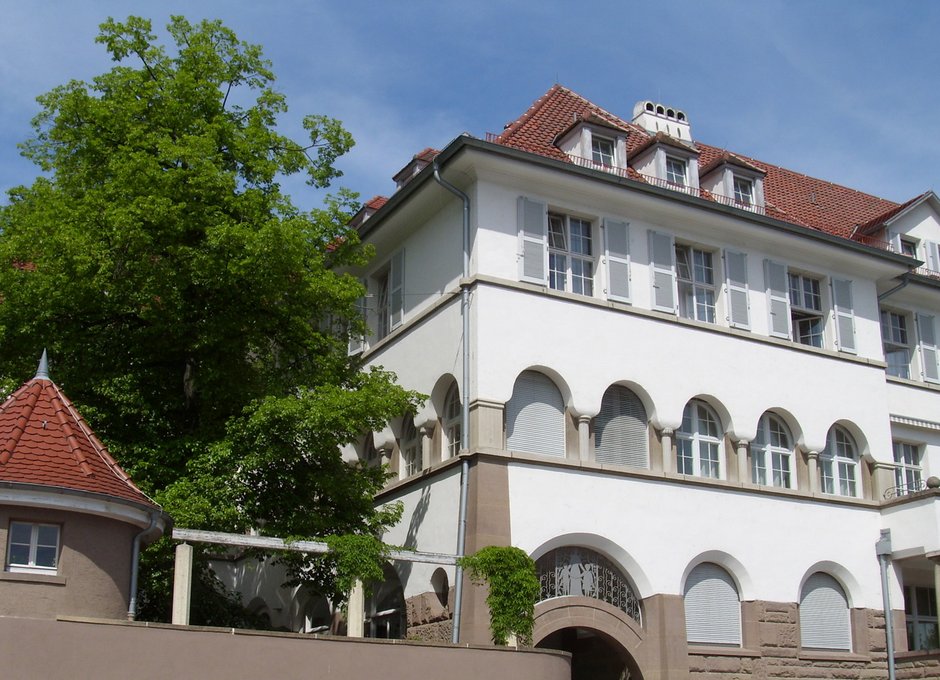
[506,461,893,609]
[0,505,136,619]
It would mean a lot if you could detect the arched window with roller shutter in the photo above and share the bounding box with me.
[683,562,742,646]
[799,572,852,651]
[594,385,648,468]
[505,371,565,458]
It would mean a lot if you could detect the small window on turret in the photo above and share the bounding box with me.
[6,522,60,574]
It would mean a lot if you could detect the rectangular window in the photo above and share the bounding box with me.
[733,176,753,205]
[901,238,918,258]
[666,157,687,187]
[881,310,911,378]
[7,522,59,573]
[676,244,716,323]
[591,136,614,166]
[893,442,923,494]
[373,250,404,340]
[548,213,594,296]
[905,586,939,651]
[788,273,824,347]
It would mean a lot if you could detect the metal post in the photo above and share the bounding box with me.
[876,529,896,680]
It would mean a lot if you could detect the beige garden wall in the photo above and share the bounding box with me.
[0,617,571,680]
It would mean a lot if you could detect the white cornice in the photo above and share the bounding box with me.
[0,485,166,531]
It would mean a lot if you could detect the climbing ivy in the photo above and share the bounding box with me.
[458,546,539,646]
[324,533,390,609]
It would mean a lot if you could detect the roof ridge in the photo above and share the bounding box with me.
[497,83,565,141]
[0,382,41,465]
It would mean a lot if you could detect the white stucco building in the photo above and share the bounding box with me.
[259,86,940,679]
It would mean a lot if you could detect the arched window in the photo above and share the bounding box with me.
[677,400,723,478]
[443,384,461,460]
[506,371,565,457]
[400,418,420,478]
[595,385,648,468]
[752,413,795,488]
[800,572,851,651]
[684,562,741,645]
[821,426,859,497]
[535,547,641,624]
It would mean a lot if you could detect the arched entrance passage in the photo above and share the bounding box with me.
[537,625,642,680]
[533,597,646,680]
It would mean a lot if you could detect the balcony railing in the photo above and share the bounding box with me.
[884,478,929,500]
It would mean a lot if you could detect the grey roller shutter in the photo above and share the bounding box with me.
[800,573,851,651]
[764,259,791,338]
[595,386,648,468]
[724,250,750,329]
[518,197,547,283]
[918,314,940,383]
[603,219,631,302]
[649,230,676,312]
[506,371,565,457]
[831,278,856,353]
[684,563,741,645]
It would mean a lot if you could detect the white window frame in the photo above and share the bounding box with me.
[548,213,595,296]
[675,243,717,323]
[373,250,404,340]
[591,135,615,167]
[893,441,923,494]
[788,271,825,348]
[443,384,461,460]
[6,521,60,574]
[665,156,688,187]
[752,413,795,489]
[399,418,421,479]
[881,309,912,379]
[821,426,859,497]
[677,400,723,479]
[732,176,754,206]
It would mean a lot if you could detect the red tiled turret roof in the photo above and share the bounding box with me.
[0,355,157,508]
[495,85,901,241]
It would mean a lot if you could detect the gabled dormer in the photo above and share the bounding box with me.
[699,151,767,212]
[393,148,440,190]
[856,191,940,274]
[553,114,629,174]
[629,131,700,195]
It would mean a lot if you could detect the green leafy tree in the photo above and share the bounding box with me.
[0,15,421,622]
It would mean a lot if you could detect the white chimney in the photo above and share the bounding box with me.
[632,100,692,141]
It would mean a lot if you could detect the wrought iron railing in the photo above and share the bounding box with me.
[535,547,641,624]
[884,478,928,499]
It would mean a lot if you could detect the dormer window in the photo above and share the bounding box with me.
[666,157,688,187]
[591,136,615,167]
[733,176,754,205]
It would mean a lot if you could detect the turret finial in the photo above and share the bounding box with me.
[35,349,49,380]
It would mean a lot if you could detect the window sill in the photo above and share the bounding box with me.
[688,645,760,658]
[0,571,66,586]
[798,649,867,662]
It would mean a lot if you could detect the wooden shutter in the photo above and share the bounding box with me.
[389,249,405,329]
[684,563,742,645]
[764,259,791,338]
[649,230,676,312]
[595,386,648,468]
[518,197,547,283]
[724,250,750,329]
[348,277,367,354]
[800,573,851,651]
[927,241,940,272]
[505,371,565,457]
[918,313,940,383]
[831,278,856,353]
[603,219,631,302]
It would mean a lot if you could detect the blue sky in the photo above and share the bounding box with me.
[1,1,938,212]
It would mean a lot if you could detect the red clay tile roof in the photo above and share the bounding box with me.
[0,372,158,508]
[856,192,929,235]
[364,196,389,211]
[495,85,901,241]
[413,148,441,163]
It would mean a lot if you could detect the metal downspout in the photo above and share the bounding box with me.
[127,512,161,621]
[433,160,471,644]
[877,529,897,680]
[878,273,912,302]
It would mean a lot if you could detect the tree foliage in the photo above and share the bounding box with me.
[0,16,421,621]
[458,546,539,646]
